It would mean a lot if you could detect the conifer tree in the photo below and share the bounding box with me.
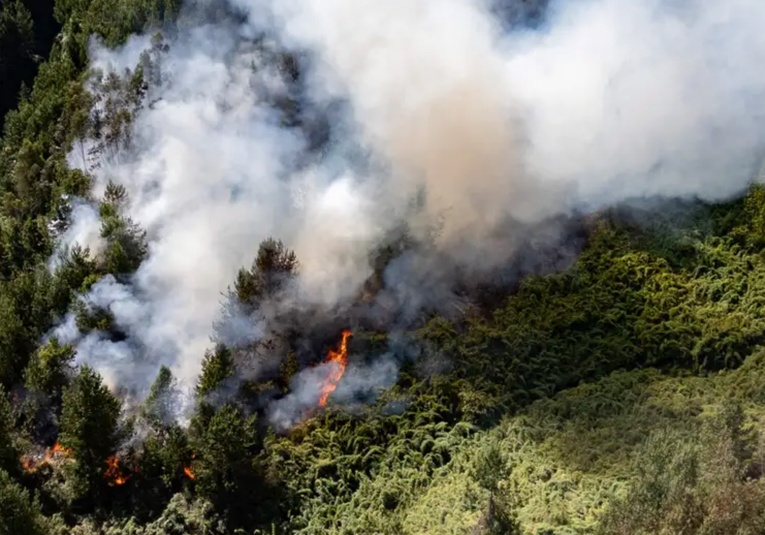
[0,386,17,474]
[59,365,120,500]
[191,403,260,527]
[144,365,179,427]
[0,468,46,535]
[197,344,234,399]
[24,337,75,398]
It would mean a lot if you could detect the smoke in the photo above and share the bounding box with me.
[504,0,765,208]
[48,198,106,271]
[268,355,400,432]
[51,0,765,425]
[50,276,174,395]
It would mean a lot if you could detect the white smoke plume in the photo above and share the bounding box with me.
[268,355,400,432]
[52,0,765,424]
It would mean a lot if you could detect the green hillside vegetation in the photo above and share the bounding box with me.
[0,0,60,130]
[2,0,765,534]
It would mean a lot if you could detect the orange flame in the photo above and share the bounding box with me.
[21,457,37,473]
[183,453,196,480]
[318,330,352,407]
[21,441,73,474]
[49,442,72,458]
[104,456,130,486]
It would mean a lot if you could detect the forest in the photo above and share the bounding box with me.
[2,0,765,534]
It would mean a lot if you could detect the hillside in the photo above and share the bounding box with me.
[2,1,765,534]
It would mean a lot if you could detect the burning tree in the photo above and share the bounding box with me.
[183,459,196,480]
[318,330,352,407]
[104,456,130,486]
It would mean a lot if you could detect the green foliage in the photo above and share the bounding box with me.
[99,182,148,276]
[0,1,36,125]
[598,411,765,535]
[472,441,507,495]
[24,337,75,396]
[54,0,180,50]
[197,345,234,398]
[85,493,227,535]
[417,214,765,423]
[233,237,298,304]
[143,366,178,427]
[189,404,264,528]
[0,468,47,535]
[125,421,191,523]
[0,386,18,474]
[59,365,120,503]
[74,299,114,333]
[261,380,477,534]
[0,289,26,387]
[0,268,57,387]
[22,337,75,440]
[277,352,299,392]
[335,350,765,535]
[49,245,98,315]
[734,184,765,249]
[140,423,189,486]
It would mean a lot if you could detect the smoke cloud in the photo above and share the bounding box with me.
[267,356,400,431]
[52,0,765,424]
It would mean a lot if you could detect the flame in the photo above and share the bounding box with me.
[50,442,72,458]
[104,456,130,486]
[318,330,352,407]
[21,457,37,473]
[21,441,73,474]
[183,453,196,480]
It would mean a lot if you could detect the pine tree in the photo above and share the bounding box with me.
[59,365,120,501]
[0,1,35,125]
[24,337,75,398]
[191,403,260,527]
[0,386,17,474]
[0,468,46,535]
[143,365,179,427]
[233,238,298,305]
[99,184,148,276]
[197,344,234,399]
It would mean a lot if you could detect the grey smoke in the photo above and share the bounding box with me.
[268,354,400,432]
[50,276,166,393]
[503,0,765,208]
[48,198,105,271]
[51,0,765,425]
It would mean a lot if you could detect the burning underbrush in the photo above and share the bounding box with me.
[22,329,354,487]
[21,441,198,488]
[21,442,73,474]
[104,455,131,486]
[318,330,352,408]
[10,213,598,511]
[207,218,586,421]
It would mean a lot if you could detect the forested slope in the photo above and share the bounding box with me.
[1,1,765,535]
[0,0,59,129]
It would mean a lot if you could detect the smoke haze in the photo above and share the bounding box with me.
[53,0,765,424]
